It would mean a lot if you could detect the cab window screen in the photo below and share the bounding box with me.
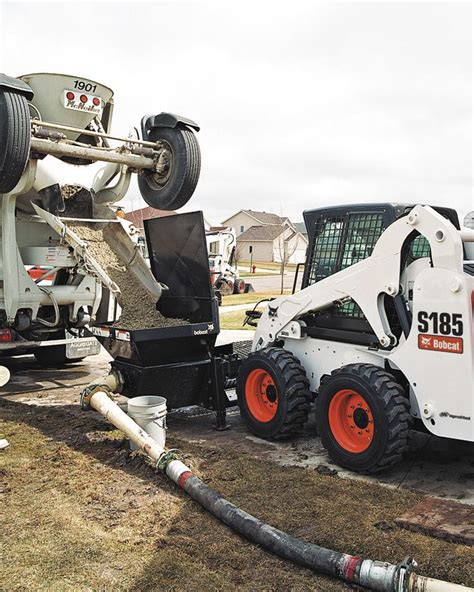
[307,217,344,284]
[306,212,384,319]
[409,235,431,260]
[307,212,384,285]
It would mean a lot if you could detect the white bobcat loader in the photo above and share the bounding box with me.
[207,227,246,299]
[0,72,200,366]
[237,203,474,473]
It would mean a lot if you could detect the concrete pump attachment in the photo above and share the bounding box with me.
[81,379,472,592]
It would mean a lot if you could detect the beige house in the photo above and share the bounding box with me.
[124,206,212,231]
[221,209,291,236]
[237,224,308,264]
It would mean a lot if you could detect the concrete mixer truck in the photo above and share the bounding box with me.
[0,72,200,366]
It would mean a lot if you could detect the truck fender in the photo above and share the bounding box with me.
[141,112,200,139]
[0,74,34,100]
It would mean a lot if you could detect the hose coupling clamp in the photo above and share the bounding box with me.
[80,384,113,410]
[156,449,180,472]
[395,556,417,592]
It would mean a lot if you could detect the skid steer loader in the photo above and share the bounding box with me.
[237,203,474,473]
[0,72,200,366]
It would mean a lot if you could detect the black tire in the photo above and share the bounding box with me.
[0,90,31,194]
[215,277,233,296]
[137,125,200,211]
[33,345,85,367]
[316,364,410,473]
[237,347,311,439]
[233,279,246,294]
[33,331,85,367]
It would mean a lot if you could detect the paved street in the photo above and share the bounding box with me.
[245,270,300,292]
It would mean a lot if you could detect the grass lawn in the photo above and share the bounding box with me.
[218,309,255,330]
[2,397,473,591]
[237,260,297,272]
[221,292,288,307]
[238,271,276,277]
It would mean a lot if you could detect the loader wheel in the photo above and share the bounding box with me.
[233,279,246,294]
[137,125,200,211]
[237,347,311,439]
[215,277,233,296]
[316,364,410,474]
[0,90,31,194]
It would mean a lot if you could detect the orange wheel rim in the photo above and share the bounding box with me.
[328,389,374,453]
[245,369,278,422]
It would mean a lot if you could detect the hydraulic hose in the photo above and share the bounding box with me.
[83,387,472,592]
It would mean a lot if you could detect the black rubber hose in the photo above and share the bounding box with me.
[178,473,397,590]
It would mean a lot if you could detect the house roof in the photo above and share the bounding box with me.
[237,224,287,241]
[223,209,287,226]
[293,222,307,235]
[209,225,229,232]
[124,206,175,229]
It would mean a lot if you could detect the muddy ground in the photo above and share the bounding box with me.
[1,386,473,592]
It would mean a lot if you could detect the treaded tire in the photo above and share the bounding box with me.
[138,125,200,211]
[237,347,311,439]
[233,279,246,294]
[0,90,31,194]
[33,330,85,367]
[33,345,85,367]
[316,363,410,474]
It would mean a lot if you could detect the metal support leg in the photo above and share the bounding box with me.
[211,357,231,431]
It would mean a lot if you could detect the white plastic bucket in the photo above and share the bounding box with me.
[127,395,167,450]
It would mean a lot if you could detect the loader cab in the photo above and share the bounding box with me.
[300,203,460,346]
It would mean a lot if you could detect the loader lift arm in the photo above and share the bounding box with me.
[253,205,470,351]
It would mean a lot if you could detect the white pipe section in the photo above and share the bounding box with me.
[408,574,471,592]
[89,390,165,463]
[38,285,97,306]
[30,138,156,170]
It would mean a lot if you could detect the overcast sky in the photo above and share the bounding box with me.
[0,1,472,224]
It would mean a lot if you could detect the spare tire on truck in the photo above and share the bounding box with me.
[138,114,200,211]
[0,76,32,194]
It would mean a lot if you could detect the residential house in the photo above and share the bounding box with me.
[124,205,212,231]
[123,206,176,231]
[293,221,308,238]
[221,209,292,236]
[237,224,308,264]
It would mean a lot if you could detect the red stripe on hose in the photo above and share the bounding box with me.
[178,471,193,489]
[344,556,360,582]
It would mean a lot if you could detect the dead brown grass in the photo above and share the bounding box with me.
[1,397,473,591]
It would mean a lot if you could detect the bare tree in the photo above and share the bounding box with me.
[234,242,244,266]
[276,230,297,294]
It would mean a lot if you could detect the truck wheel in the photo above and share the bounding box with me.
[233,279,246,294]
[137,125,200,211]
[237,347,311,439]
[316,364,410,474]
[33,330,86,367]
[0,90,31,194]
[34,345,85,367]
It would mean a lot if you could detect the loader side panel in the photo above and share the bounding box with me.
[390,267,474,442]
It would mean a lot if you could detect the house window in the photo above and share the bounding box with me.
[240,225,244,233]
